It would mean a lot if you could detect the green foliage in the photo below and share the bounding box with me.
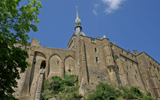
[0,0,42,99]
[42,74,83,100]
[87,82,157,100]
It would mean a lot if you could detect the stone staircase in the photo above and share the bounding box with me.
[35,70,44,100]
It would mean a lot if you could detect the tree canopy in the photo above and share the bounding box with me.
[42,74,83,100]
[86,82,157,100]
[0,0,42,99]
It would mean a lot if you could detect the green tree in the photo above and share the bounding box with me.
[42,74,83,100]
[0,0,42,99]
[86,82,157,100]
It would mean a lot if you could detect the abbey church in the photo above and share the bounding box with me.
[13,8,160,100]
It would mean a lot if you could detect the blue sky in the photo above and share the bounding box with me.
[21,0,160,63]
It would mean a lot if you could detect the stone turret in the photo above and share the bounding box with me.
[102,37,118,85]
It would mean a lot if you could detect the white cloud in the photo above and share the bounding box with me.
[94,4,99,8]
[102,0,125,13]
[92,9,98,16]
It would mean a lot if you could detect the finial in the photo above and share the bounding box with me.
[133,50,136,55]
[114,40,116,45]
[75,6,82,30]
[76,6,80,21]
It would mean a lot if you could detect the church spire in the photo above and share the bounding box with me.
[74,6,86,36]
[75,6,82,30]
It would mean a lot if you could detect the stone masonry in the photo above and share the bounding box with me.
[12,8,160,100]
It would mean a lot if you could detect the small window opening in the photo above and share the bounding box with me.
[19,46,21,48]
[132,56,134,59]
[135,70,137,73]
[135,75,137,80]
[95,48,97,53]
[150,62,152,66]
[122,50,124,54]
[127,66,128,70]
[26,48,29,52]
[96,57,98,63]
[110,45,113,49]
[98,76,99,78]
[91,39,95,43]
[125,59,127,62]
[117,66,119,70]
[57,61,59,65]
[157,68,159,72]
[153,65,155,69]
[127,53,129,56]
[68,69,71,72]
[40,61,46,69]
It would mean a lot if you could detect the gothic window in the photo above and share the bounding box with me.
[40,61,46,69]
[91,39,95,43]
[96,57,98,63]
[95,48,97,53]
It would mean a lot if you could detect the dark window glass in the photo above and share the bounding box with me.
[96,57,98,63]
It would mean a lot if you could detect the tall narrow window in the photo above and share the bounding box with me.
[117,66,119,70]
[95,48,97,53]
[127,53,129,56]
[96,57,98,63]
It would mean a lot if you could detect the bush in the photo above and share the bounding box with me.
[42,74,82,100]
[86,82,157,100]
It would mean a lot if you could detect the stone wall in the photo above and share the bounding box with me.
[13,36,160,99]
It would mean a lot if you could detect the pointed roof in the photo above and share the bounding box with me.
[75,6,81,23]
[74,6,86,36]
[101,35,107,39]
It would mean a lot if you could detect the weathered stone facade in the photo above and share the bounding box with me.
[13,34,160,100]
[12,9,160,100]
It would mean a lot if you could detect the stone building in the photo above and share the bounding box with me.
[13,8,160,100]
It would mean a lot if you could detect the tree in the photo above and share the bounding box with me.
[86,82,157,100]
[42,74,83,100]
[0,0,42,99]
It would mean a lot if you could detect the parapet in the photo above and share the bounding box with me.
[31,38,40,47]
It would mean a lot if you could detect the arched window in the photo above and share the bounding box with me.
[40,61,46,69]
